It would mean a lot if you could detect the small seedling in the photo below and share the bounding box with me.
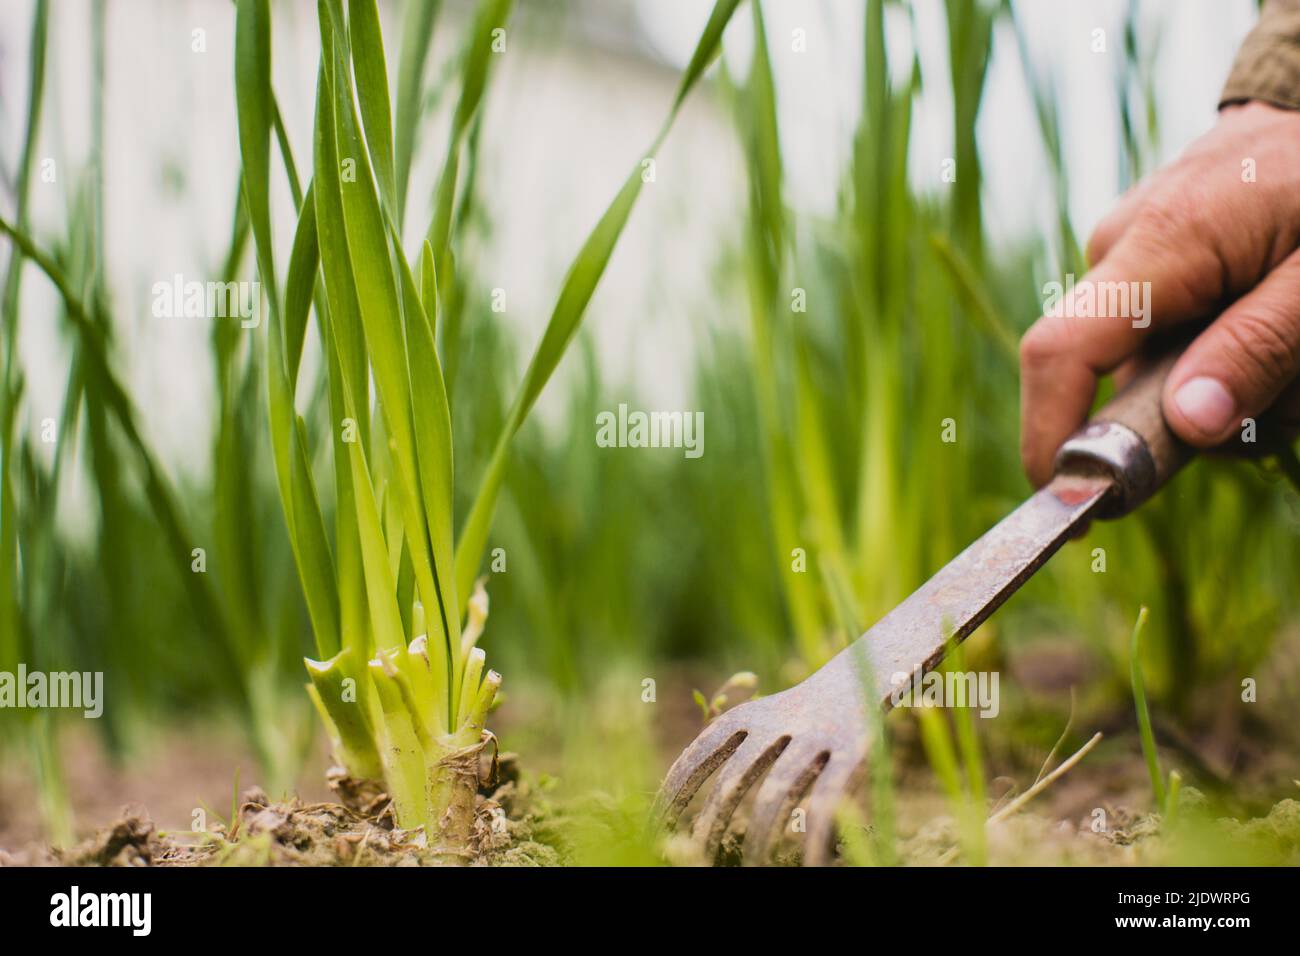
[1129,606,1181,820]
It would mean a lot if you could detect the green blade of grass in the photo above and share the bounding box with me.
[393,0,440,222]
[916,706,963,804]
[271,96,305,209]
[314,10,371,441]
[349,0,398,218]
[793,347,860,639]
[944,0,995,264]
[1004,0,1082,271]
[234,0,280,316]
[310,18,373,495]
[306,648,383,778]
[346,427,404,652]
[424,0,512,397]
[426,0,513,265]
[916,704,985,865]
[1129,605,1167,807]
[291,414,341,656]
[947,639,986,818]
[454,0,744,604]
[211,173,250,378]
[392,230,459,696]
[282,182,320,386]
[313,9,371,442]
[927,232,1019,363]
[312,52,372,663]
[746,0,783,262]
[0,0,49,673]
[419,239,439,329]
[367,654,431,827]
[266,193,340,658]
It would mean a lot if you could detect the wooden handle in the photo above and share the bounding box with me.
[1053,349,1193,517]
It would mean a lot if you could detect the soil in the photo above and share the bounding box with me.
[2,661,1298,866]
[1,746,560,867]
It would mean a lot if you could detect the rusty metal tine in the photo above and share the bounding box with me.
[690,735,789,858]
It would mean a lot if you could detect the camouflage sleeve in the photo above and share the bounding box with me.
[1221,0,1300,110]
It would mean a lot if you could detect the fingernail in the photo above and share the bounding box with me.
[1173,377,1236,436]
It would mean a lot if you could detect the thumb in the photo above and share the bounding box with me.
[1163,248,1300,447]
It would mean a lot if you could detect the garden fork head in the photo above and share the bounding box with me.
[655,338,1192,865]
[656,651,873,865]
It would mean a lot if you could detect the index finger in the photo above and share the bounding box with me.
[1018,216,1224,486]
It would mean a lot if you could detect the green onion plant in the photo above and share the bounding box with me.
[236,0,743,849]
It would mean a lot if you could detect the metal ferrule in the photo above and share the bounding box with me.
[1052,420,1156,519]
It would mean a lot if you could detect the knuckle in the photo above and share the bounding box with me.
[1124,192,1229,306]
[1019,322,1060,369]
[1218,308,1300,386]
[1132,191,1199,239]
[1131,178,1223,258]
[1084,228,1110,268]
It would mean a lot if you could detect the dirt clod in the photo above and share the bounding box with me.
[325,766,389,817]
[60,814,156,867]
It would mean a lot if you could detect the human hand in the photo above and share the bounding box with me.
[1019,101,1300,487]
